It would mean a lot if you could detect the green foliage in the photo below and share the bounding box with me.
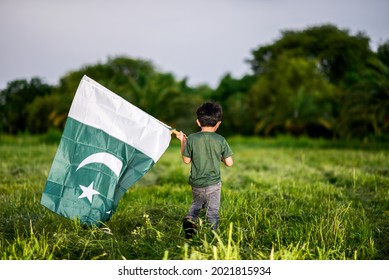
[247,54,336,136]
[213,74,255,136]
[377,40,389,66]
[1,136,388,260]
[249,24,372,85]
[337,56,389,138]
[247,24,388,138]
[0,78,52,134]
[27,94,72,133]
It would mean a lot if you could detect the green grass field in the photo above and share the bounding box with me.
[0,135,388,260]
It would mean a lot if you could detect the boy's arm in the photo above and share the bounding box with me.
[222,140,234,167]
[176,131,191,164]
[222,156,233,167]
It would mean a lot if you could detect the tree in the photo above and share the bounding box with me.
[246,24,389,138]
[249,24,373,85]
[337,56,389,138]
[0,78,52,134]
[213,74,255,135]
[26,94,72,133]
[247,54,337,136]
[377,40,389,66]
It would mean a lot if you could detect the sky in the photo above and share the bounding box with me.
[1,0,388,89]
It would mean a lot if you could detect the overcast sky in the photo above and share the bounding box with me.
[1,0,388,89]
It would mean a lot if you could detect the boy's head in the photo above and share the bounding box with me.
[196,102,223,127]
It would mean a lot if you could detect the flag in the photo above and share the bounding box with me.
[41,75,172,226]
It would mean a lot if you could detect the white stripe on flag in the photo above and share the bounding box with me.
[68,75,171,162]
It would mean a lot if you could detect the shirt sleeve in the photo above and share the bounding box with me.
[222,139,233,159]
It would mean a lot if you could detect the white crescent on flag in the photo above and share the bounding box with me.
[76,152,123,177]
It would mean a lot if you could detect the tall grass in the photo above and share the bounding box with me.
[0,136,388,259]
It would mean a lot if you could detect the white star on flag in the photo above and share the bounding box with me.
[78,182,100,203]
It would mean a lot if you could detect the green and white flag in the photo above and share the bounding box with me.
[41,75,172,226]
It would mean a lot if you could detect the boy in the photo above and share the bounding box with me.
[176,102,233,238]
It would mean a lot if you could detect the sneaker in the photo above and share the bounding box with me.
[182,217,197,239]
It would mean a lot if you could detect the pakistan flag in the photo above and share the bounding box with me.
[41,75,172,226]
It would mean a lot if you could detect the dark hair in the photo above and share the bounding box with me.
[196,102,223,127]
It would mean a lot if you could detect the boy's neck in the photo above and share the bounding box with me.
[197,120,221,132]
[201,126,217,133]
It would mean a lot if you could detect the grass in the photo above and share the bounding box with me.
[0,135,388,260]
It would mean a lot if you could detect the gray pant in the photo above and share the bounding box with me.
[186,182,221,230]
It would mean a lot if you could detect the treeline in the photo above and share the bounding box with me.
[1,24,388,139]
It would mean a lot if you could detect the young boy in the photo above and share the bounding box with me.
[176,102,233,237]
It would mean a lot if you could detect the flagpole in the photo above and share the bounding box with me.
[170,129,180,137]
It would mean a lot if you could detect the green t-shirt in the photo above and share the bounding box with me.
[183,131,233,188]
